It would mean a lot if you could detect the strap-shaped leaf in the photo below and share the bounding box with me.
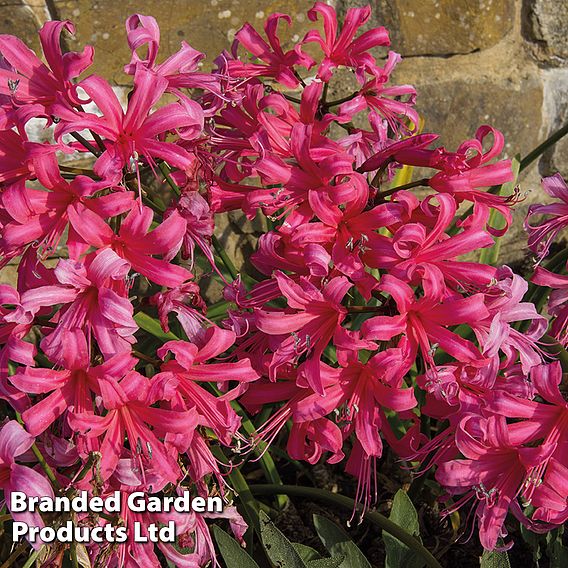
[294,543,322,562]
[212,525,260,568]
[260,510,307,568]
[384,490,425,568]
[307,558,345,568]
[478,155,520,266]
[313,514,372,568]
[480,549,511,568]
[134,312,178,341]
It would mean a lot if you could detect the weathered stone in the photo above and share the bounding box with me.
[523,0,568,65]
[0,0,49,54]
[52,0,319,84]
[350,0,515,56]
[390,46,546,263]
[392,45,543,159]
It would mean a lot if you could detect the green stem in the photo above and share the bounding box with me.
[347,305,383,314]
[375,177,430,202]
[541,335,568,372]
[323,91,359,109]
[69,132,100,156]
[159,162,181,197]
[520,120,568,172]
[0,542,28,568]
[210,386,288,509]
[283,93,302,105]
[21,548,42,568]
[15,413,60,490]
[212,234,239,280]
[249,484,443,568]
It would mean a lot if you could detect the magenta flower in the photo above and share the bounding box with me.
[53,67,203,184]
[69,203,192,288]
[254,123,368,225]
[0,421,54,545]
[124,14,221,97]
[364,193,496,296]
[532,451,568,525]
[157,327,259,445]
[2,147,133,259]
[338,52,419,134]
[70,371,198,485]
[303,2,390,83]
[11,329,137,436]
[362,274,489,367]
[525,173,568,260]
[0,20,93,111]
[169,190,215,271]
[0,129,35,189]
[10,249,137,359]
[0,284,34,412]
[475,267,547,372]
[255,271,351,395]
[229,13,315,88]
[532,266,568,345]
[436,414,552,550]
[488,362,568,505]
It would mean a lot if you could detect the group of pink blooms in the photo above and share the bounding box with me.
[0,2,567,566]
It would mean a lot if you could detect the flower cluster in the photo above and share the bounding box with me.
[0,3,566,566]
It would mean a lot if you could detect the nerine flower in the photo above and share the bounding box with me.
[53,67,203,184]
[255,271,351,395]
[0,421,54,545]
[525,173,568,261]
[70,371,198,485]
[0,20,93,112]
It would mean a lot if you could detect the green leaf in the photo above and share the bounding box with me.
[259,510,307,568]
[293,544,322,562]
[307,558,345,568]
[313,514,372,568]
[383,490,425,568]
[520,522,542,565]
[212,525,260,568]
[546,527,568,568]
[478,155,520,266]
[480,550,511,568]
[134,312,178,341]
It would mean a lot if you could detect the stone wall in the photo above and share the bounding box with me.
[3,0,568,264]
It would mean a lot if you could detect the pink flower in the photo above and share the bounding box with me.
[69,204,192,288]
[53,67,203,184]
[2,147,133,259]
[255,271,351,395]
[525,173,568,260]
[338,52,418,134]
[11,329,136,436]
[488,362,568,506]
[303,2,390,83]
[363,193,496,296]
[0,284,34,411]
[436,414,552,550]
[157,327,259,446]
[151,282,208,344]
[10,249,137,359]
[475,267,546,372]
[169,191,215,270]
[70,371,198,485]
[0,20,93,111]
[0,421,54,545]
[254,124,368,225]
[229,13,315,88]
[362,274,489,367]
[532,266,568,345]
